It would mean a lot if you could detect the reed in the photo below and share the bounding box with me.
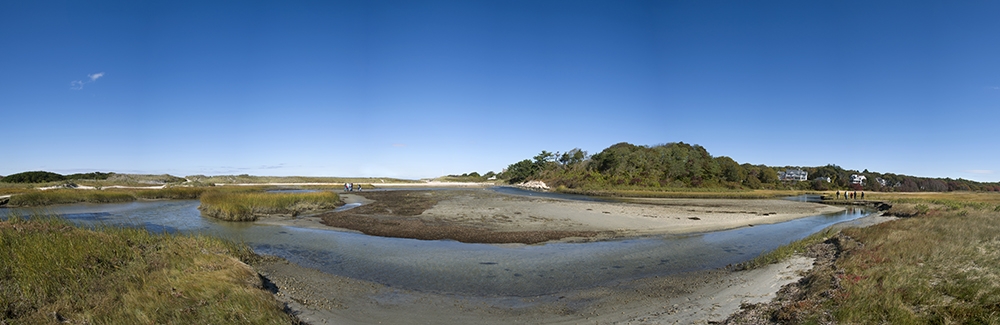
[0,215,295,324]
[199,191,342,221]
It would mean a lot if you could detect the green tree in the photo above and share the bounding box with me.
[504,159,539,184]
[1,171,66,183]
[716,156,746,184]
[558,148,587,166]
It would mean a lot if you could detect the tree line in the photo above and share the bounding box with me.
[0,171,113,183]
[500,142,1000,192]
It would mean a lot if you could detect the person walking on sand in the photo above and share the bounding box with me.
[861,191,865,200]
[836,191,840,200]
[356,184,362,192]
[344,183,349,192]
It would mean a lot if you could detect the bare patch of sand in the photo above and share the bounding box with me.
[419,190,844,240]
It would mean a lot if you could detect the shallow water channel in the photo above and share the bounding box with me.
[1,190,869,297]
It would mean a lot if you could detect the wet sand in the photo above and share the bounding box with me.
[313,189,844,244]
[253,253,816,325]
[241,188,884,324]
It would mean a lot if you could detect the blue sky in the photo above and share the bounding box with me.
[2,1,998,181]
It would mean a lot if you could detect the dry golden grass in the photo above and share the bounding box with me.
[749,192,1000,324]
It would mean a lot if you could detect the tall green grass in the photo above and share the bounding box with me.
[199,191,342,221]
[0,215,295,324]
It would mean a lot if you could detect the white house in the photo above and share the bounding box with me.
[779,169,808,181]
[851,174,867,185]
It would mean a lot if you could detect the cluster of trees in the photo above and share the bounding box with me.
[0,171,113,183]
[441,171,498,182]
[500,142,1000,192]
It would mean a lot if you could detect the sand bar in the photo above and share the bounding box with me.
[314,189,845,243]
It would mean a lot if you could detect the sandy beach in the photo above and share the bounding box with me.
[239,188,886,324]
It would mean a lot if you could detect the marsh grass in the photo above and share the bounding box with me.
[0,215,294,324]
[3,186,268,207]
[868,191,1000,212]
[134,186,208,200]
[753,193,1000,323]
[199,191,342,221]
[816,206,1000,324]
[8,189,137,206]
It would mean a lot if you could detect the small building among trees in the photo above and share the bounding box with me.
[779,169,808,181]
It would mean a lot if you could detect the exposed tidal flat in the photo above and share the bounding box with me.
[3,186,997,323]
[3,187,864,323]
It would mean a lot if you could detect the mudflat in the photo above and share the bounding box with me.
[249,188,878,324]
[316,189,844,244]
[252,253,815,325]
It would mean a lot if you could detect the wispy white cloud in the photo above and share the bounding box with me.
[987,86,1000,90]
[965,170,994,175]
[70,71,105,90]
[392,143,407,148]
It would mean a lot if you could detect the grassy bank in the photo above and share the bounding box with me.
[5,187,211,207]
[0,215,295,324]
[199,191,342,221]
[730,192,1000,324]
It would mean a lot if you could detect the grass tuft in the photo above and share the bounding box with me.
[199,191,342,221]
[0,214,295,324]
